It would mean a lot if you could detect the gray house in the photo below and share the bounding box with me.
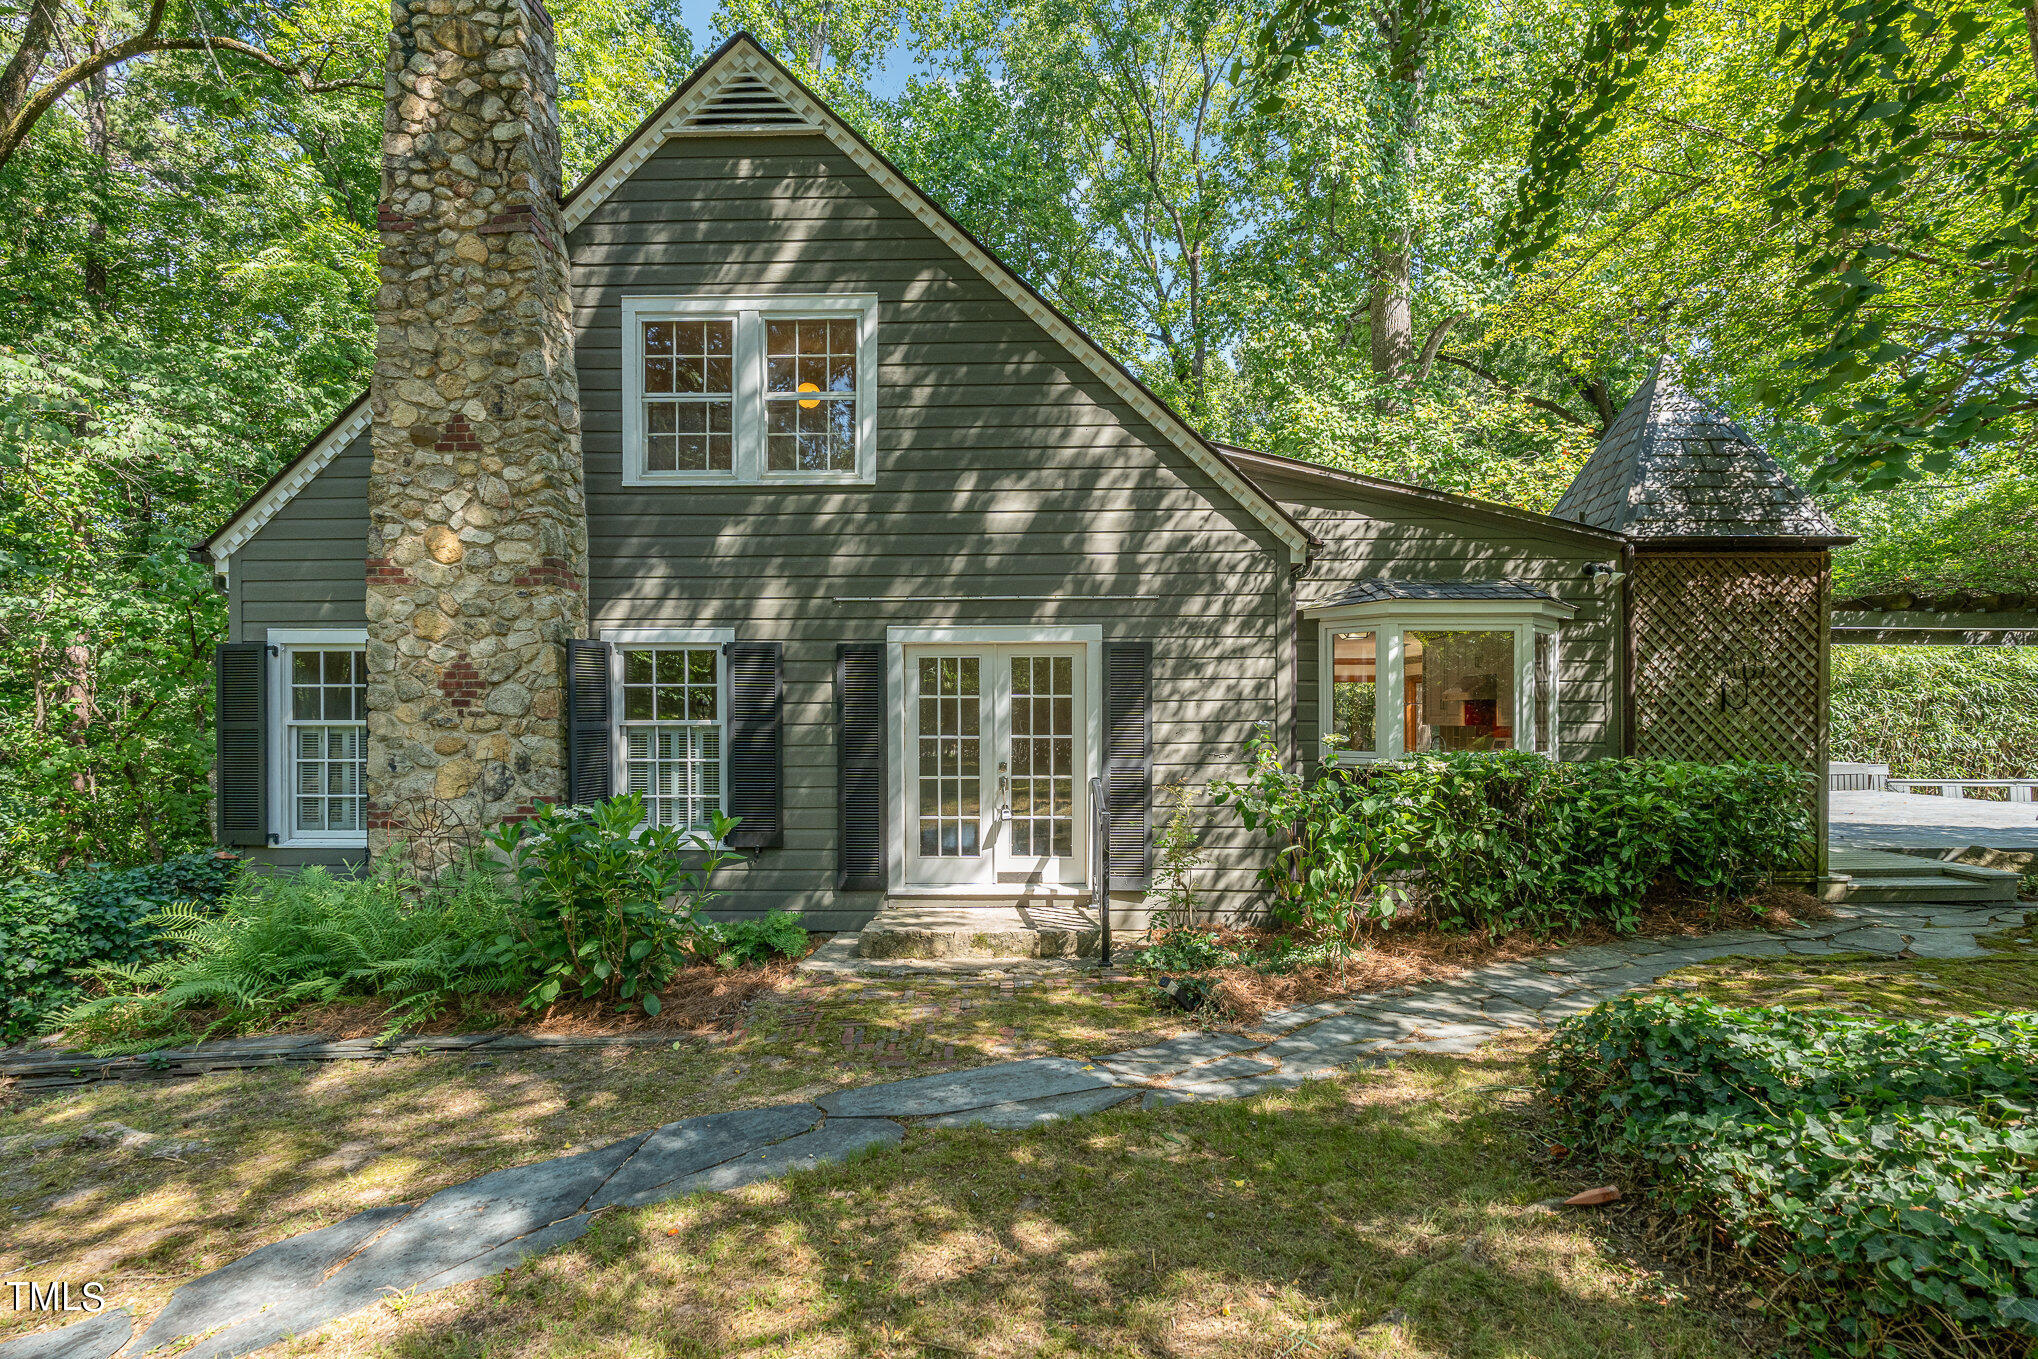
[197,19,1844,932]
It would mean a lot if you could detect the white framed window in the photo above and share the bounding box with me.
[266,628,368,848]
[621,294,878,487]
[604,628,734,834]
[1310,602,1572,764]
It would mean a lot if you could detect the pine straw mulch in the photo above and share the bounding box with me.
[1185,887,1831,1021]
[122,958,802,1048]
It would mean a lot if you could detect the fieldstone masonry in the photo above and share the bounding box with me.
[364,0,587,852]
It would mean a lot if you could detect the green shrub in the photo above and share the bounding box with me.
[1213,730,1809,940]
[0,852,242,1042]
[1832,646,2038,781]
[1543,997,2038,1355]
[60,859,525,1048]
[698,909,809,969]
[490,794,741,1015]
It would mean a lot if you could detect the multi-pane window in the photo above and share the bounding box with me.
[1328,631,1377,754]
[1008,655,1075,858]
[916,656,981,858]
[765,319,857,473]
[288,649,366,836]
[641,319,734,473]
[620,647,723,831]
[624,297,875,485]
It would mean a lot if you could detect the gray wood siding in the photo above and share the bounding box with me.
[225,132,1293,922]
[573,135,1289,930]
[1249,468,1624,769]
[227,432,371,871]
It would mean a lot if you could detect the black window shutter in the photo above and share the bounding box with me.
[566,638,613,807]
[215,642,268,847]
[836,643,886,890]
[1103,642,1152,881]
[725,641,784,849]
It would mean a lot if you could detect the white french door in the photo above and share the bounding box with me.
[904,645,1088,888]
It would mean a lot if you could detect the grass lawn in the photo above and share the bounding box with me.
[1649,914,2038,1017]
[143,1047,1756,1359]
[0,969,1186,1344]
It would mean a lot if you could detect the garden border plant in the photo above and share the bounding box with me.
[0,851,242,1043]
[1212,728,1810,947]
[1542,996,2038,1356]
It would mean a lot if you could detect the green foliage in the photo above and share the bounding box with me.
[0,851,242,1042]
[1151,779,1208,933]
[0,0,694,875]
[489,794,742,1015]
[1542,996,2038,1353]
[698,909,810,969]
[59,859,525,1048]
[1214,730,1808,942]
[1831,647,2038,782]
[1487,0,2038,489]
[1836,475,2038,599]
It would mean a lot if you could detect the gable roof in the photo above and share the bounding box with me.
[200,34,1310,566]
[1552,359,1850,545]
[1220,443,1626,546]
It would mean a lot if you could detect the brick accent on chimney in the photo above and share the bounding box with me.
[364,0,587,854]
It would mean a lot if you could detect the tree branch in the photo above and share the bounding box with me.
[1434,352,1596,429]
[0,6,376,172]
[1415,312,1467,379]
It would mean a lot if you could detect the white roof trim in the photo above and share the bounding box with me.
[563,40,1309,562]
[206,400,370,567]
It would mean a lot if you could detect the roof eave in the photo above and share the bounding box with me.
[1221,443,1629,547]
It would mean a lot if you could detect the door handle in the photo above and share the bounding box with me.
[996,761,1010,821]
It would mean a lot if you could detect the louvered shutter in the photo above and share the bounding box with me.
[215,642,268,847]
[566,638,612,806]
[1103,642,1152,881]
[836,644,886,890]
[725,642,783,849]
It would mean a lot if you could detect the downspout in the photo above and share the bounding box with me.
[1619,537,1636,757]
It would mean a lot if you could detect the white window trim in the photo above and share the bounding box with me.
[602,627,735,836]
[265,627,368,849]
[1308,601,1574,765]
[883,625,1105,896]
[621,293,879,488]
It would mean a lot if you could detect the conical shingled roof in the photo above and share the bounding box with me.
[1553,359,1846,542]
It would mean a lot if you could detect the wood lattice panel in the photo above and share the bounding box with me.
[1629,550,1829,876]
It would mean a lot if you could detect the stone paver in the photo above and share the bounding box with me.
[3,898,2028,1359]
[818,1056,1111,1118]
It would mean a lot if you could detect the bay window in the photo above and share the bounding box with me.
[622,294,877,487]
[1312,597,1571,763]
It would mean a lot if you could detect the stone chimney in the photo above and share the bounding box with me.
[364,0,587,854]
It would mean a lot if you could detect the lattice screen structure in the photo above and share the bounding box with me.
[1628,549,1830,881]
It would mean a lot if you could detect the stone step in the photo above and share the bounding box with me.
[1822,847,2023,905]
[854,903,1121,960]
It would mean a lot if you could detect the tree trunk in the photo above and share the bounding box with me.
[85,59,108,304]
[1369,233,1414,383]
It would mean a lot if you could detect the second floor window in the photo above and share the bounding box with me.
[623,295,877,487]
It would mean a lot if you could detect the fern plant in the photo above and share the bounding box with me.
[61,858,527,1050]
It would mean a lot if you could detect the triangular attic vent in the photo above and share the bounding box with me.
[679,73,814,131]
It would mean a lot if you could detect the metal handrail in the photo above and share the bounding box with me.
[1090,774,1111,966]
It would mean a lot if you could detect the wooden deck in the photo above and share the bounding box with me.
[1830,788,2038,853]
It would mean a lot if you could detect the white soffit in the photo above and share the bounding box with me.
[562,42,1310,562]
[207,399,370,567]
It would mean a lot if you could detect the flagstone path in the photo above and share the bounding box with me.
[2,897,2026,1359]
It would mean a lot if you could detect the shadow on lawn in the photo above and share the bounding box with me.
[355,1061,1757,1359]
